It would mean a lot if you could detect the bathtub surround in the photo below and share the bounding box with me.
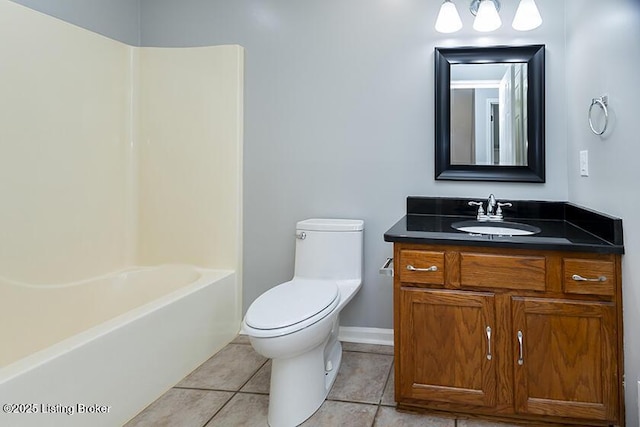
[137,46,243,276]
[0,1,130,284]
[0,1,243,426]
[0,1,243,284]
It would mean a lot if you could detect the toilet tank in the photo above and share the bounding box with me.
[294,219,364,281]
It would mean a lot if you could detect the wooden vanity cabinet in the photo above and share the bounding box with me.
[393,243,624,427]
[512,297,618,421]
[399,288,497,407]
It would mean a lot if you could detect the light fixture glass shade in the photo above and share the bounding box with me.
[473,0,502,32]
[512,0,542,31]
[435,1,463,33]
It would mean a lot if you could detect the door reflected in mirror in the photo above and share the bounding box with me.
[450,63,528,166]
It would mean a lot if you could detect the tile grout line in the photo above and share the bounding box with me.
[237,358,270,393]
[370,359,394,426]
[200,390,235,427]
[380,357,394,405]
[180,357,270,427]
[325,396,379,405]
[372,404,382,427]
[343,349,394,356]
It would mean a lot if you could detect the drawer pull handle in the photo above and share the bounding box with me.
[406,265,438,272]
[486,326,492,361]
[572,274,607,282]
[517,331,524,365]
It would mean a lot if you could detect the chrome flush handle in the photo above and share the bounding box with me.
[296,232,306,240]
[379,258,394,277]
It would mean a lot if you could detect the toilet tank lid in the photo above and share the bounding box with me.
[297,218,364,232]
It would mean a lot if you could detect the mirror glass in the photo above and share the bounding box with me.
[450,63,528,166]
[435,45,545,182]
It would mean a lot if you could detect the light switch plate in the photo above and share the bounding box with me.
[580,150,589,177]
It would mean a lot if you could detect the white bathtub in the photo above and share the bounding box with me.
[0,265,240,427]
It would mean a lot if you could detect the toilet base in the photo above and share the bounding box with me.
[324,338,342,394]
[267,336,342,427]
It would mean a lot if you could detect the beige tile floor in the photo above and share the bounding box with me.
[126,336,518,427]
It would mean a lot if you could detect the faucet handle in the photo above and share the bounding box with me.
[468,201,485,216]
[496,202,512,217]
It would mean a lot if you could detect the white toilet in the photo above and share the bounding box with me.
[242,218,364,427]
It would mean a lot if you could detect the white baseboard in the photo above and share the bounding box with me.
[239,326,394,347]
[338,326,394,347]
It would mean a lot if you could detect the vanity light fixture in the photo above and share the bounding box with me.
[434,0,542,33]
[511,0,542,31]
[471,0,502,32]
[435,0,463,33]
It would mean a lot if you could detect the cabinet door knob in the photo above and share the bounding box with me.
[517,331,524,366]
[486,326,492,361]
[572,274,607,282]
[406,265,438,272]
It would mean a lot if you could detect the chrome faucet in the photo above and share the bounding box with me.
[468,194,512,221]
[487,194,497,215]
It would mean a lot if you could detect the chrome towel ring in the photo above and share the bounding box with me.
[588,95,609,135]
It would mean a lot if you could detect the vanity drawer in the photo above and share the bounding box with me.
[563,258,615,296]
[398,250,445,285]
[460,252,546,291]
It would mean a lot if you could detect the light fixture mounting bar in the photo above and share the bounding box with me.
[469,0,501,16]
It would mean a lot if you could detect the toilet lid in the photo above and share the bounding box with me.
[244,279,339,331]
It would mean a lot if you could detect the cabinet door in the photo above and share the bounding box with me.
[512,297,618,422]
[398,288,497,407]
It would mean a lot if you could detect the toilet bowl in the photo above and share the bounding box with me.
[242,218,364,427]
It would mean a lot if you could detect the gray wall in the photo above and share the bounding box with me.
[139,0,568,330]
[10,0,140,45]
[565,1,640,425]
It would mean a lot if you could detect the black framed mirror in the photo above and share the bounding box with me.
[435,45,545,182]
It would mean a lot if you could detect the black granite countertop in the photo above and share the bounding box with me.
[384,197,624,254]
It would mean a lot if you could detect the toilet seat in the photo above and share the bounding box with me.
[244,279,339,338]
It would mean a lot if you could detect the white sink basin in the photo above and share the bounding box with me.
[451,220,541,236]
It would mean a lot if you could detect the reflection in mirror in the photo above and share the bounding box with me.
[450,63,528,166]
[434,45,545,183]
